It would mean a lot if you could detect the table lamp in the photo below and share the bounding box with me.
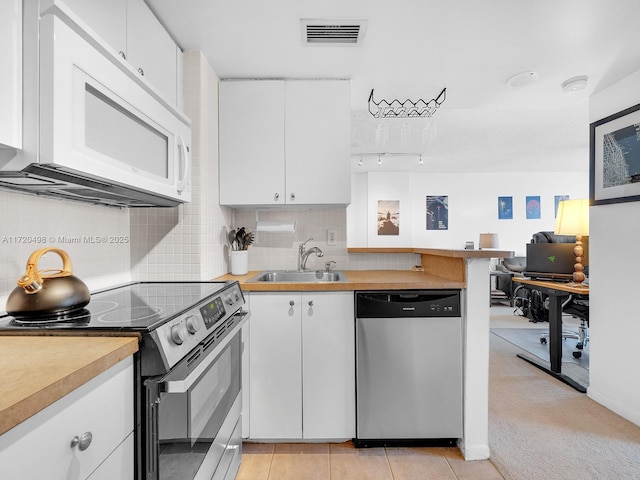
[554,199,589,283]
[479,233,499,249]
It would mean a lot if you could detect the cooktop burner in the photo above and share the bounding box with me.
[0,281,230,331]
[11,308,93,327]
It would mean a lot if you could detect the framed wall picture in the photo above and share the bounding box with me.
[526,196,541,219]
[426,195,448,230]
[498,196,513,220]
[590,102,640,205]
[377,200,399,235]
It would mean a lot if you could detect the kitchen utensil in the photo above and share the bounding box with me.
[228,228,237,250]
[244,231,255,248]
[6,247,91,318]
[236,227,246,251]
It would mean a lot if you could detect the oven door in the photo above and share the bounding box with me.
[144,318,245,480]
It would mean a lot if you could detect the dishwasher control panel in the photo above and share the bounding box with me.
[356,290,461,318]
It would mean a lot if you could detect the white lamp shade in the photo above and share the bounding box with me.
[554,199,589,236]
[479,233,499,249]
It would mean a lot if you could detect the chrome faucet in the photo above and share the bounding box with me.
[298,238,324,271]
[324,260,336,272]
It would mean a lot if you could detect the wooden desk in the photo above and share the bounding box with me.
[512,278,589,393]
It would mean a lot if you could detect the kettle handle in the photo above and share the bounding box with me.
[17,248,74,293]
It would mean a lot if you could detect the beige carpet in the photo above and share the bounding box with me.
[488,334,640,480]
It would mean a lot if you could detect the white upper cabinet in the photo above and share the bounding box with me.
[219,79,351,206]
[125,0,179,106]
[59,0,127,55]
[285,81,351,205]
[0,0,22,149]
[61,0,180,107]
[219,81,287,205]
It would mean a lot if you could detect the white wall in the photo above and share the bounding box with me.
[348,170,589,255]
[587,70,640,426]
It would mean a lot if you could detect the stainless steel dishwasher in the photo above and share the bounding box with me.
[354,290,463,447]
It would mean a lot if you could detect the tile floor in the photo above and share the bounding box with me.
[236,442,504,480]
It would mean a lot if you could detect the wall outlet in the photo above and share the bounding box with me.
[327,229,337,246]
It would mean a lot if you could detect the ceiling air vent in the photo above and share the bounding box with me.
[301,19,367,46]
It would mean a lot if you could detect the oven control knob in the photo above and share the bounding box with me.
[185,315,200,334]
[171,323,187,345]
[226,295,234,306]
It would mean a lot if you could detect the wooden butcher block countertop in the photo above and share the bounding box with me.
[0,335,139,435]
[216,270,465,291]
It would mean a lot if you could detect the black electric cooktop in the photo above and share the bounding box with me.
[0,281,229,331]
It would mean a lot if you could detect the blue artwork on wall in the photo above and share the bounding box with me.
[526,196,541,219]
[498,196,513,220]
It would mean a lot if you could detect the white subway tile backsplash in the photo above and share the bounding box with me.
[0,190,131,306]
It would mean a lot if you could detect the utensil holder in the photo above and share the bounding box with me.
[230,250,249,276]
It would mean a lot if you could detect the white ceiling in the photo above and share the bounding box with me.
[147,0,640,173]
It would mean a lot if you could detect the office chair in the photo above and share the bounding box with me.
[538,294,589,358]
[564,295,589,359]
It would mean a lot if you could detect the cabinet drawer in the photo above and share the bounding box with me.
[0,357,134,480]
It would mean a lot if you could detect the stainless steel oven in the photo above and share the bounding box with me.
[144,314,244,480]
[0,281,247,480]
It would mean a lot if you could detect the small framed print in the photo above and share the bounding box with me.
[498,196,513,220]
[526,196,541,219]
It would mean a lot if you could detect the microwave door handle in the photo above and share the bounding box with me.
[177,136,190,193]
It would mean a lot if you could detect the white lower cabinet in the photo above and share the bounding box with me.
[249,291,355,440]
[0,357,134,480]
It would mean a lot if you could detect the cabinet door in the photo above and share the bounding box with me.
[0,0,22,149]
[219,81,286,205]
[249,293,302,439]
[285,80,351,205]
[86,432,134,480]
[126,0,178,105]
[302,292,355,439]
[0,358,134,480]
[61,0,127,56]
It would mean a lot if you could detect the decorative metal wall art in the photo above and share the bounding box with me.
[368,88,446,118]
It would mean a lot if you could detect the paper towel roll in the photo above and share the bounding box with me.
[256,221,296,233]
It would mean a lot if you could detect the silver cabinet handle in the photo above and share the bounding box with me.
[70,432,92,451]
[289,300,295,306]
[308,300,314,307]
[290,193,296,201]
[274,193,280,201]
[137,67,145,76]
[118,51,126,60]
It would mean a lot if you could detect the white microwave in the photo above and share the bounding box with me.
[0,5,191,207]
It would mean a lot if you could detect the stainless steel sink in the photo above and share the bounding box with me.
[247,270,347,283]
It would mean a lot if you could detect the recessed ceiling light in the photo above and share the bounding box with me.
[506,71,539,87]
[561,75,588,93]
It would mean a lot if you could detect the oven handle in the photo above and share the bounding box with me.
[163,311,249,394]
